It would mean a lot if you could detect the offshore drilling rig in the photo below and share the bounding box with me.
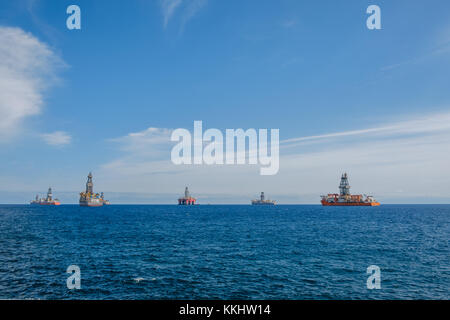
[79,172,110,207]
[30,187,61,205]
[321,173,380,206]
[178,187,197,205]
[251,192,276,205]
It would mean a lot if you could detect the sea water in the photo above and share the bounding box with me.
[0,204,448,299]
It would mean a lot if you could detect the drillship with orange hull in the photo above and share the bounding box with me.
[321,173,380,206]
[79,172,110,207]
[30,187,61,205]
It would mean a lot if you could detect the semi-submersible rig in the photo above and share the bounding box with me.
[178,187,197,205]
[321,173,380,206]
[79,172,110,207]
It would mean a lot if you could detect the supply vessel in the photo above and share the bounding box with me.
[30,187,61,205]
[251,192,276,205]
[79,172,110,207]
[321,173,380,206]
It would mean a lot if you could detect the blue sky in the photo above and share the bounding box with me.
[0,0,450,203]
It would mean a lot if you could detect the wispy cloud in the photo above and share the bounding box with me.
[109,127,172,157]
[0,26,64,141]
[281,18,298,28]
[281,112,450,147]
[110,127,172,153]
[25,0,62,44]
[160,0,208,30]
[41,131,71,146]
[180,0,208,31]
[161,0,183,28]
[381,25,450,71]
[281,57,302,68]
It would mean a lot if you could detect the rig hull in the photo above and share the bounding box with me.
[251,201,276,205]
[30,201,61,206]
[321,200,380,206]
[79,200,103,207]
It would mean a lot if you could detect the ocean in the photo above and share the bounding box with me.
[0,204,448,300]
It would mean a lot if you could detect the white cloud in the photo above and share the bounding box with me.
[109,127,172,157]
[0,26,64,140]
[41,131,71,146]
[160,0,208,30]
[281,19,298,28]
[180,0,208,30]
[161,0,183,28]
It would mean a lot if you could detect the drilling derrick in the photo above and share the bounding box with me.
[339,173,351,196]
[46,187,53,201]
[86,172,94,194]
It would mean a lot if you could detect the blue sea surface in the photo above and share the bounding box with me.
[0,204,448,299]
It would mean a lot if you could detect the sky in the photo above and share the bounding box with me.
[0,0,450,204]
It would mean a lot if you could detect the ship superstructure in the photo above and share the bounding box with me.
[178,187,196,205]
[321,173,380,206]
[79,172,110,207]
[30,187,61,205]
[251,192,276,205]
